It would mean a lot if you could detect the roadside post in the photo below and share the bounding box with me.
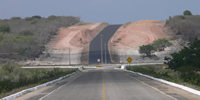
[126,56,133,66]
[120,58,123,65]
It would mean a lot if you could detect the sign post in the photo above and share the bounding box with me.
[126,56,133,66]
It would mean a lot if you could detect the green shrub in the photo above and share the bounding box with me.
[1,62,20,73]
[18,48,32,55]
[165,39,200,72]
[0,25,10,33]
[165,39,200,85]
[152,38,172,51]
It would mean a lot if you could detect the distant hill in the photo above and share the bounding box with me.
[0,16,80,64]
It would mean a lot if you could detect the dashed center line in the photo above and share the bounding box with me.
[102,70,105,100]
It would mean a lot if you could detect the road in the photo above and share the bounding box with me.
[16,68,181,100]
[89,25,122,64]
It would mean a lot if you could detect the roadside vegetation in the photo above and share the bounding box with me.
[139,38,172,58]
[0,15,80,63]
[164,39,200,86]
[165,10,200,42]
[0,62,77,98]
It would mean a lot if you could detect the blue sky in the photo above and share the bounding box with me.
[0,0,200,24]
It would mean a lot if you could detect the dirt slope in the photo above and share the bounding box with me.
[54,22,109,64]
[26,22,108,65]
[109,20,169,63]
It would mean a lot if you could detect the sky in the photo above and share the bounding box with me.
[0,0,200,24]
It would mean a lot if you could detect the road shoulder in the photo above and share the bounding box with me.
[13,71,85,100]
[124,70,200,100]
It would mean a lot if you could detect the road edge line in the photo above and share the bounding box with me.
[126,73,177,100]
[124,69,200,96]
[39,71,83,100]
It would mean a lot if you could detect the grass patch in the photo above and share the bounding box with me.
[0,62,77,98]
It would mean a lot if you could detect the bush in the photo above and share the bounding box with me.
[0,25,10,33]
[32,15,42,19]
[139,44,156,57]
[152,38,172,51]
[11,17,21,20]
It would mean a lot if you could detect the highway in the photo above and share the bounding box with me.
[15,66,191,100]
[89,25,122,64]
[39,69,174,100]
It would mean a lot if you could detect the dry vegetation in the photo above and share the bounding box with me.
[0,16,80,64]
[0,62,77,98]
[166,15,200,42]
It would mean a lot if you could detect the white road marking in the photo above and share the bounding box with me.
[124,72,177,100]
[39,73,83,100]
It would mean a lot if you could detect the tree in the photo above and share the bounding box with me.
[165,39,200,72]
[139,44,155,57]
[165,39,200,85]
[183,10,192,15]
[153,39,172,51]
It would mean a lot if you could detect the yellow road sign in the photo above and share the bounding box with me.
[126,56,133,64]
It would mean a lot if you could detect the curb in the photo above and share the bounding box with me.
[121,65,200,96]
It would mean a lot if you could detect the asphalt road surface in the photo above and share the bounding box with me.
[37,69,175,100]
[89,25,122,64]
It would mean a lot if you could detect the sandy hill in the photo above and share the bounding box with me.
[27,22,109,65]
[109,20,169,63]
